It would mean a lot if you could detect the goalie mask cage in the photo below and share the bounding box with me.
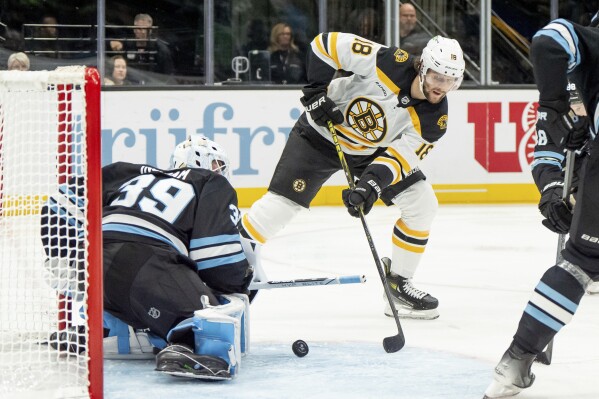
[0,67,102,398]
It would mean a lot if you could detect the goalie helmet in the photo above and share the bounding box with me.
[169,135,231,180]
[419,36,465,91]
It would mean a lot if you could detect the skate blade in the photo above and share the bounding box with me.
[104,352,155,360]
[159,370,231,381]
[384,303,439,320]
[482,378,522,398]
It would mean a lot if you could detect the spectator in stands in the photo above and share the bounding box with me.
[355,7,383,43]
[104,55,130,86]
[33,15,66,59]
[7,52,30,71]
[400,3,430,56]
[110,13,174,76]
[268,22,306,85]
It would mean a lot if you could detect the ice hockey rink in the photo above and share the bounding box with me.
[105,204,599,399]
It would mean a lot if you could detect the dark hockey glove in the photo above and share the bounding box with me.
[538,182,572,234]
[300,91,344,127]
[536,104,590,151]
[342,176,382,217]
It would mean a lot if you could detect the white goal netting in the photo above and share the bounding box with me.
[0,67,101,399]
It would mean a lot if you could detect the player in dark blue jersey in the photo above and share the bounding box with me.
[42,135,253,380]
[484,18,598,398]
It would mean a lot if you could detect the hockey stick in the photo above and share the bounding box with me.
[249,274,366,290]
[536,150,575,366]
[327,120,406,353]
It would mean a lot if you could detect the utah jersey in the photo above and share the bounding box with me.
[101,162,250,294]
[305,32,449,187]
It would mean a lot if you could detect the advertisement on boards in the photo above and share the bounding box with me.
[101,89,541,203]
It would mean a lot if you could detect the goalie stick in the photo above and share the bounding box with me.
[249,274,366,290]
[327,120,405,353]
[536,150,575,366]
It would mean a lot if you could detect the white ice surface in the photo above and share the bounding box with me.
[105,205,599,399]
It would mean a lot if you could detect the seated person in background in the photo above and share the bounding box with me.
[110,13,174,76]
[399,3,430,56]
[355,7,383,43]
[268,22,306,84]
[7,52,30,71]
[32,15,67,59]
[104,55,130,86]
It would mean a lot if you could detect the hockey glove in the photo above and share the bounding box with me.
[537,104,590,151]
[342,176,382,217]
[538,182,572,234]
[300,91,344,127]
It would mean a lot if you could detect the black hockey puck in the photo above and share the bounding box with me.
[292,340,309,357]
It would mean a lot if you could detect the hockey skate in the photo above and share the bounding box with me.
[382,257,439,320]
[103,327,159,359]
[155,344,232,381]
[483,342,536,398]
[49,326,86,355]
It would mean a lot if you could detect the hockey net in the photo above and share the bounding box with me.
[0,67,102,398]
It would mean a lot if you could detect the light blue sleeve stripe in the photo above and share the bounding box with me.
[534,19,580,70]
[102,223,184,254]
[524,304,563,332]
[196,252,247,270]
[536,281,578,313]
[49,202,84,228]
[59,184,85,208]
[190,234,240,249]
[534,151,565,162]
[531,159,562,169]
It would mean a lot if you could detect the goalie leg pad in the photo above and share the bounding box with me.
[165,294,249,377]
[103,312,165,359]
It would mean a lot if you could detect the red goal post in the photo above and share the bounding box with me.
[0,66,103,398]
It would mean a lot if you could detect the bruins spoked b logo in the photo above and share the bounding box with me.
[292,179,306,192]
[346,98,386,142]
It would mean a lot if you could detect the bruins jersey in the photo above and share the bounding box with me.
[305,32,449,187]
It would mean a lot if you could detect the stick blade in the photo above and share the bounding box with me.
[383,334,405,353]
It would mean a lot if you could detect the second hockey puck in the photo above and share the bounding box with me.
[292,339,309,357]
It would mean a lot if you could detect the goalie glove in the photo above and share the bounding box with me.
[342,175,382,217]
[537,102,590,151]
[300,90,344,127]
[538,181,573,234]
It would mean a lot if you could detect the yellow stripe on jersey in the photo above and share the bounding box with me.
[336,124,374,147]
[314,34,333,62]
[407,107,422,136]
[242,214,266,244]
[371,157,401,184]
[386,146,412,174]
[395,219,429,239]
[376,67,400,96]
[392,235,426,253]
[329,32,341,69]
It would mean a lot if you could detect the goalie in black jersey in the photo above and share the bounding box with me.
[484,18,598,398]
[241,33,465,320]
[42,135,253,380]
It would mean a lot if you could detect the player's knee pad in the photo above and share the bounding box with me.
[166,293,250,376]
[103,312,165,359]
[43,257,85,301]
[390,180,437,229]
[241,191,302,244]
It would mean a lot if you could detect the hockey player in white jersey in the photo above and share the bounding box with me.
[241,33,465,319]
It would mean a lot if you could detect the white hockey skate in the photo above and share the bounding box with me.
[483,343,536,398]
[103,326,157,359]
[382,258,439,320]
